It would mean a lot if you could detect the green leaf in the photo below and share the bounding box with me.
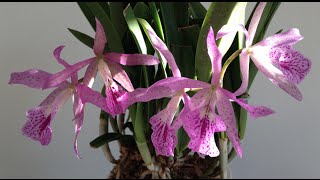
[148,2,165,41]
[97,2,110,17]
[109,2,127,40]
[159,2,189,48]
[178,24,200,54]
[77,2,96,30]
[175,126,190,156]
[133,2,152,22]
[90,133,129,149]
[247,2,281,90]
[68,28,94,48]
[195,2,247,82]
[171,45,195,79]
[124,3,147,54]
[189,2,207,19]
[86,2,124,53]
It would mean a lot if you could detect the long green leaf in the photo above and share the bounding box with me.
[109,2,127,40]
[124,4,147,54]
[77,2,96,30]
[86,2,124,52]
[148,2,165,41]
[133,2,152,22]
[90,133,130,149]
[171,45,195,79]
[195,2,247,82]
[97,2,110,17]
[68,28,94,48]
[159,2,189,48]
[189,2,207,19]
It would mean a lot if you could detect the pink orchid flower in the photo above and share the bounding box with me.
[9,47,112,158]
[179,27,274,158]
[216,2,311,101]
[43,18,160,117]
[118,25,274,157]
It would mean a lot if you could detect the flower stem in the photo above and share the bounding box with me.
[219,137,228,179]
[219,48,243,87]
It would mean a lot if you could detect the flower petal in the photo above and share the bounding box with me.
[76,84,112,115]
[216,89,242,158]
[219,88,275,119]
[104,53,159,66]
[9,69,51,89]
[108,61,134,92]
[247,2,267,45]
[22,87,72,145]
[73,108,84,159]
[53,45,78,84]
[233,51,250,96]
[94,18,107,55]
[150,109,177,156]
[268,46,311,84]
[83,61,98,88]
[119,77,211,109]
[216,24,250,47]
[207,27,222,84]
[254,28,303,48]
[53,45,71,68]
[105,81,127,117]
[22,106,53,145]
[145,25,181,77]
[40,81,70,107]
[250,48,303,101]
[185,109,220,157]
[189,87,211,111]
[43,57,95,89]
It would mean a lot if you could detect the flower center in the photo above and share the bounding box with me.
[247,46,253,55]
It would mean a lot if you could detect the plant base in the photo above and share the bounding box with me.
[108,145,223,179]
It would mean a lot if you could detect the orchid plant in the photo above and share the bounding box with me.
[9,2,311,179]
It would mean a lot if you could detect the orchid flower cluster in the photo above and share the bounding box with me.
[9,2,311,164]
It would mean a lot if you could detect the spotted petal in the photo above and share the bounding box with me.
[22,106,53,145]
[150,109,177,156]
[185,109,221,157]
[9,69,51,89]
[43,57,95,89]
[22,88,72,145]
[219,88,274,119]
[268,46,311,84]
[216,89,242,158]
[105,81,127,117]
[250,46,303,101]
[76,84,112,115]
[188,87,211,111]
